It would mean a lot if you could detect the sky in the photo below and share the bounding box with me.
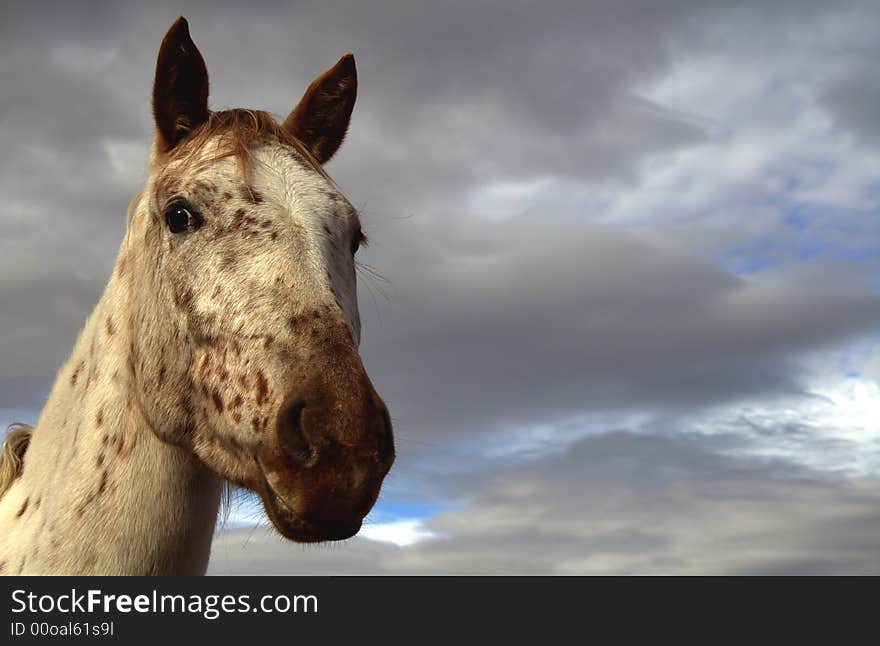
[1,0,879,574]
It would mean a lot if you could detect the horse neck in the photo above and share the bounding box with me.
[0,253,222,575]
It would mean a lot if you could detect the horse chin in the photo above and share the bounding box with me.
[257,472,362,543]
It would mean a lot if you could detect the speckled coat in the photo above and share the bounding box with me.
[0,17,393,575]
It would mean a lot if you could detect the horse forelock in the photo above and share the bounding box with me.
[154,109,330,182]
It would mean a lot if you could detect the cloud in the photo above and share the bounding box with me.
[357,215,880,469]
[358,519,436,547]
[209,431,880,574]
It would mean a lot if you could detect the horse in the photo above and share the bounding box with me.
[0,16,394,575]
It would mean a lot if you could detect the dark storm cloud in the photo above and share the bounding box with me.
[357,215,880,469]
[209,431,880,574]
[805,3,880,145]
[825,65,880,146]
[0,273,100,407]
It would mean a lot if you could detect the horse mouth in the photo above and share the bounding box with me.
[257,472,362,543]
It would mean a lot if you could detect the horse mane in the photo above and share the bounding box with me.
[0,423,33,499]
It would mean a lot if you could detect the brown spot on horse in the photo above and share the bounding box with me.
[212,390,225,413]
[255,371,269,406]
[71,361,85,386]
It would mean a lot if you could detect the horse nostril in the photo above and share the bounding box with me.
[277,400,314,464]
[377,406,395,466]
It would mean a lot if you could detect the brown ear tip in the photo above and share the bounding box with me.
[338,53,356,73]
[168,16,190,37]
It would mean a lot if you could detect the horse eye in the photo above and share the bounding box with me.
[351,229,365,255]
[164,204,202,234]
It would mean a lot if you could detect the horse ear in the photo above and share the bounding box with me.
[152,17,209,152]
[283,54,357,164]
